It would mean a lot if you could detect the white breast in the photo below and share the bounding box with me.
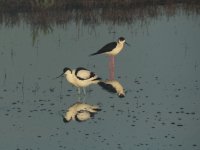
[66,72,78,87]
[106,43,124,55]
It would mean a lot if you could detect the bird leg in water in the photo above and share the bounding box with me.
[77,94,82,102]
[81,95,86,103]
[109,56,115,80]
[83,88,86,96]
[76,88,86,102]
[77,88,81,95]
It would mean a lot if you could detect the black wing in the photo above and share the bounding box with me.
[90,42,117,56]
[75,67,96,80]
[75,67,88,76]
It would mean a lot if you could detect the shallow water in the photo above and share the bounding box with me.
[0,8,200,150]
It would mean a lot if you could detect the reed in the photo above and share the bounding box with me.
[0,0,199,44]
[0,0,199,12]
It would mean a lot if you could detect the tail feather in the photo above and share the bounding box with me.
[89,50,105,56]
[89,52,99,56]
[92,77,101,81]
[93,108,102,112]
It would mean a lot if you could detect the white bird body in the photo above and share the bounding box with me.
[65,70,78,86]
[64,68,100,88]
[57,67,101,95]
[105,41,125,56]
[64,102,101,122]
[90,37,128,56]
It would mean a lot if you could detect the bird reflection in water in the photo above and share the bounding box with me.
[99,79,125,98]
[63,102,101,123]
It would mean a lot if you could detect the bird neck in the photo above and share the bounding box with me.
[118,41,125,45]
[65,71,74,83]
[117,41,124,48]
[65,70,72,76]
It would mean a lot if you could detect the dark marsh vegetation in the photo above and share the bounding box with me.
[0,0,199,43]
[0,0,200,12]
[1,0,199,26]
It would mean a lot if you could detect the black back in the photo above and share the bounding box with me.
[75,67,88,76]
[75,67,96,80]
[90,42,117,56]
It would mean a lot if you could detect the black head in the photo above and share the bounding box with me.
[63,67,71,73]
[119,94,125,98]
[63,116,70,123]
[118,37,125,41]
[118,37,130,46]
[55,67,71,79]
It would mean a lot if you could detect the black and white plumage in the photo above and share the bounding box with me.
[63,102,101,122]
[98,80,125,98]
[90,37,129,56]
[56,67,101,95]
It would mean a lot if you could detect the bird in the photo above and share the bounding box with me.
[98,80,125,98]
[89,37,129,56]
[63,102,101,122]
[90,37,129,80]
[56,67,101,95]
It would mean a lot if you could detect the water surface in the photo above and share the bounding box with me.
[0,5,200,150]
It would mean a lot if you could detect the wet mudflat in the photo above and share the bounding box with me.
[0,3,200,150]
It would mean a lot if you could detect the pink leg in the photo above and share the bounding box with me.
[108,56,115,80]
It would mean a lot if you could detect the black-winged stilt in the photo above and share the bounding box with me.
[90,37,129,79]
[90,37,129,56]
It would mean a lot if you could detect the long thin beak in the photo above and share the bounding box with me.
[56,73,64,78]
[53,72,64,80]
[125,42,130,46]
